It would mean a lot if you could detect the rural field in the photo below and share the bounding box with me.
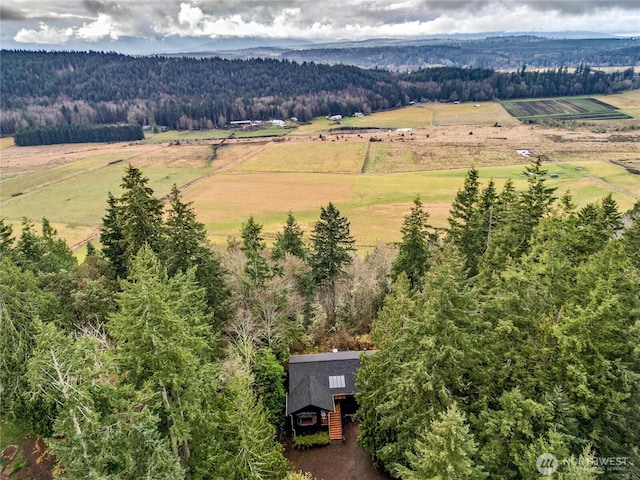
[1,93,638,252]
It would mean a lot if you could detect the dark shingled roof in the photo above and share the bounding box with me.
[286,350,375,416]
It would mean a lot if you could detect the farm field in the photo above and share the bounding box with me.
[1,95,638,251]
[501,96,632,122]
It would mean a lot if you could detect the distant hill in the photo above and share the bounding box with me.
[1,49,637,135]
[202,36,639,71]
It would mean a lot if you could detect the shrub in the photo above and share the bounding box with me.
[285,471,317,480]
[292,432,331,450]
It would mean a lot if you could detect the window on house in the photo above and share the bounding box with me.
[329,375,346,389]
[296,413,317,426]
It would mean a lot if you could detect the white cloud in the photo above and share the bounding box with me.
[76,13,122,41]
[178,2,204,30]
[5,0,640,48]
[14,22,73,44]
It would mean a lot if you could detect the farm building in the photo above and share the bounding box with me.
[286,350,375,442]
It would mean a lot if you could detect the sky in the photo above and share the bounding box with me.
[1,0,639,53]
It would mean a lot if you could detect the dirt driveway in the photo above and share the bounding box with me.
[284,422,393,480]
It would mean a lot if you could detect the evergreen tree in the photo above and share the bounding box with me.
[107,247,212,471]
[394,404,486,480]
[27,319,184,478]
[391,196,436,288]
[223,373,290,480]
[447,168,483,275]
[118,165,165,265]
[309,202,355,324]
[475,179,499,267]
[163,185,230,326]
[39,218,77,273]
[272,211,306,260]
[14,218,45,271]
[252,348,286,433]
[517,157,557,255]
[622,201,640,270]
[163,184,208,275]
[357,274,416,468]
[0,218,14,257]
[477,178,528,287]
[100,192,127,279]
[0,258,58,427]
[13,218,76,274]
[241,216,274,289]
[358,247,481,472]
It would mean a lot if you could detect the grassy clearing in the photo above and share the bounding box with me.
[144,129,229,142]
[341,105,433,129]
[1,165,210,226]
[429,101,518,126]
[143,126,289,143]
[0,137,14,149]
[594,90,640,119]
[292,118,344,136]
[236,141,366,173]
[2,154,133,197]
[188,161,639,249]
[185,171,357,238]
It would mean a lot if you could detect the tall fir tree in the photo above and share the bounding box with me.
[100,192,128,279]
[394,404,486,480]
[118,165,165,266]
[272,211,306,260]
[163,185,230,326]
[391,196,436,289]
[241,215,274,289]
[309,202,355,324]
[447,168,482,272]
[517,157,557,255]
[107,247,213,471]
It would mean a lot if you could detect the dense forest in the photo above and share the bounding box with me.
[13,123,143,146]
[1,159,639,478]
[1,50,638,135]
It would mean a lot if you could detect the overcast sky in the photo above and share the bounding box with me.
[1,0,638,52]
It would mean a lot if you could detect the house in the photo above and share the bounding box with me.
[286,350,375,442]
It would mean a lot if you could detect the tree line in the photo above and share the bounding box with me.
[14,123,143,146]
[1,49,638,135]
[276,36,640,72]
[1,160,638,478]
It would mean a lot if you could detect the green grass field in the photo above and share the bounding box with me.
[143,125,289,143]
[2,94,638,251]
[236,141,367,173]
